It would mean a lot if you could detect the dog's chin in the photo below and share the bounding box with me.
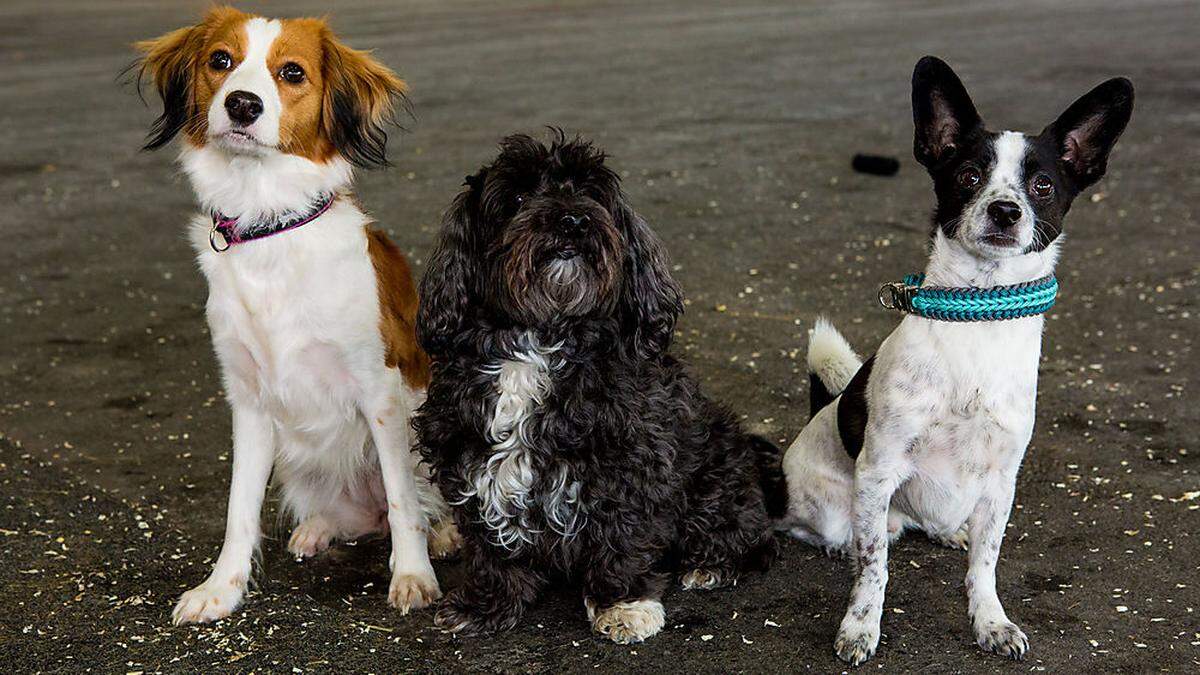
[499,257,609,328]
[963,222,1031,260]
[210,129,275,157]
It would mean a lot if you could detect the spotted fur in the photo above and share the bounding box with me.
[781,56,1133,665]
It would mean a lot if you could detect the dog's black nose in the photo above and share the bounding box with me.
[560,213,589,234]
[225,91,263,126]
[986,200,1022,228]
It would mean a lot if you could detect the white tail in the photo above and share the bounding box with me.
[806,317,862,395]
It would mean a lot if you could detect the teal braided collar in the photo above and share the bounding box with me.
[878,274,1058,322]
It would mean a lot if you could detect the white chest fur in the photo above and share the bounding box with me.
[191,201,390,476]
[880,315,1044,531]
[460,339,584,549]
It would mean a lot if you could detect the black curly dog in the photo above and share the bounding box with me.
[413,132,785,644]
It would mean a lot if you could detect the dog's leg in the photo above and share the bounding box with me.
[435,547,545,635]
[966,479,1028,659]
[834,440,910,666]
[173,405,274,625]
[367,395,441,614]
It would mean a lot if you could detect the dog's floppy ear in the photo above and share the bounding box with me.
[321,32,408,169]
[133,23,206,150]
[1042,77,1134,190]
[912,56,982,168]
[417,172,485,357]
[617,206,684,358]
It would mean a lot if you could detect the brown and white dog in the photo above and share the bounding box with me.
[132,7,459,625]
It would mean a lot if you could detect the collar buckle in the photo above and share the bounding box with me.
[878,281,916,312]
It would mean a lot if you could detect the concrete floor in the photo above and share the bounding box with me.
[1,0,1197,671]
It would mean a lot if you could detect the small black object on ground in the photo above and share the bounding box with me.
[852,153,900,176]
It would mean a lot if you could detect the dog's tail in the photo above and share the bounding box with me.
[751,434,787,520]
[807,317,862,419]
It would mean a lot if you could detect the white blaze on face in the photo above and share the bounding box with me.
[967,131,1035,250]
[207,18,283,149]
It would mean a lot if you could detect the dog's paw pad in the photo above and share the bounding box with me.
[834,624,880,666]
[388,572,441,615]
[591,599,665,644]
[680,569,723,591]
[172,578,245,626]
[428,520,463,559]
[976,620,1029,660]
[288,517,335,559]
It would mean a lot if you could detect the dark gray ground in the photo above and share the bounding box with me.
[1,0,1197,672]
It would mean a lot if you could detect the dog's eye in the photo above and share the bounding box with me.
[515,195,525,206]
[209,50,233,71]
[956,166,981,190]
[279,63,305,84]
[1030,174,1054,199]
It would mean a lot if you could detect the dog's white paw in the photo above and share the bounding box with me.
[388,571,441,614]
[427,519,463,559]
[590,599,665,644]
[976,619,1029,659]
[172,577,246,625]
[834,620,881,666]
[288,517,335,559]
[680,569,723,591]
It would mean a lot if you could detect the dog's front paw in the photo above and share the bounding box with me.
[427,519,464,559]
[172,577,246,625]
[388,570,441,614]
[975,620,1028,660]
[590,599,666,645]
[288,516,336,559]
[680,568,724,591]
[834,621,881,666]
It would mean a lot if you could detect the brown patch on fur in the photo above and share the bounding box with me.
[269,18,330,161]
[366,228,430,389]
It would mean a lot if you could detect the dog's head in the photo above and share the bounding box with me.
[912,56,1133,258]
[418,132,683,358]
[133,6,405,168]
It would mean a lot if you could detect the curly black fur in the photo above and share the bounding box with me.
[414,132,784,637]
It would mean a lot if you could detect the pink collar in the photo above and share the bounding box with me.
[208,194,336,252]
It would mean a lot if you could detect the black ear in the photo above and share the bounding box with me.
[417,173,483,357]
[912,56,983,168]
[1042,77,1134,190]
[321,31,408,169]
[617,206,684,358]
[133,25,204,150]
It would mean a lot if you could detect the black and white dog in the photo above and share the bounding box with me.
[781,57,1133,665]
[414,132,785,644]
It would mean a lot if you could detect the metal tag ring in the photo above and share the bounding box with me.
[209,226,231,253]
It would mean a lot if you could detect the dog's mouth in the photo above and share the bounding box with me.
[980,231,1021,248]
[554,244,580,260]
[214,129,267,150]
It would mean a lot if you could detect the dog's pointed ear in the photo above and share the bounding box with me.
[321,31,408,169]
[133,23,206,150]
[417,171,485,357]
[1042,77,1134,190]
[617,206,683,358]
[912,56,982,168]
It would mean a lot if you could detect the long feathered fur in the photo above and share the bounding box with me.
[414,134,782,638]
